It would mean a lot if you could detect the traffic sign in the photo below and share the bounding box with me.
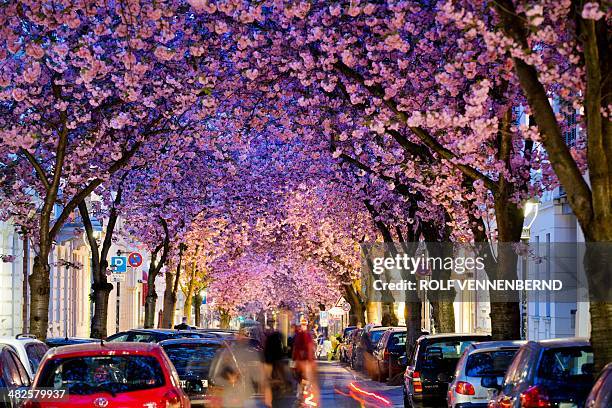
[319,311,329,328]
[110,274,125,282]
[110,256,127,273]
[128,252,143,267]
[342,303,351,312]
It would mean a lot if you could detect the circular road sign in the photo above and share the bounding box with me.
[128,252,143,268]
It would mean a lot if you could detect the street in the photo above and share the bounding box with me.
[317,361,404,408]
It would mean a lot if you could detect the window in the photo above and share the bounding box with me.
[388,333,407,352]
[106,332,129,342]
[561,101,577,147]
[37,355,165,395]
[131,334,157,343]
[9,351,30,386]
[1,351,23,387]
[162,343,222,377]
[25,343,49,373]
[465,349,519,377]
[537,346,594,384]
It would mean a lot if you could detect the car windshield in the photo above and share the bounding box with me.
[37,355,165,395]
[25,343,49,373]
[162,343,222,378]
[421,339,477,373]
[537,347,594,384]
[370,330,385,344]
[465,349,518,377]
[389,333,407,352]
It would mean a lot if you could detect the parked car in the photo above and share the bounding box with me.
[446,340,524,408]
[346,328,363,366]
[337,326,357,363]
[0,343,32,407]
[403,333,491,407]
[45,337,96,348]
[486,338,594,408]
[160,338,226,407]
[342,326,357,340]
[372,327,408,382]
[0,334,49,381]
[106,328,210,343]
[352,326,386,371]
[25,342,190,407]
[585,362,612,408]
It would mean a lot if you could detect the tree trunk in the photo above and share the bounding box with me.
[161,269,177,328]
[381,303,398,326]
[404,300,422,357]
[219,309,231,329]
[183,295,193,325]
[144,278,158,329]
[430,300,455,333]
[90,280,114,338]
[194,293,203,327]
[585,244,612,371]
[29,254,51,340]
[344,284,365,327]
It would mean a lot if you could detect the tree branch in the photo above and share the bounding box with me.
[20,148,50,190]
[334,61,498,192]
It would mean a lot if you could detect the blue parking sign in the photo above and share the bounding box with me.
[110,256,127,273]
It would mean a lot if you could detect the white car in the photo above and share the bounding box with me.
[447,340,525,408]
[0,334,49,380]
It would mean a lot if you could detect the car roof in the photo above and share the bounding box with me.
[369,327,390,332]
[468,340,526,352]
[386,327,407,332]
[532,337,590,348]
[45,341,162,359]
[121,329,195,334]
[0,337,45,346]
[419,333,491,340]
[46,337,95,341]
[159,338,225,347]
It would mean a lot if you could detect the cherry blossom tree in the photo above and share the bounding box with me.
[0,0,220,339]
[442,0,611,371]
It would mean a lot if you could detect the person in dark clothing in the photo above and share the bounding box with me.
[174,316,191,330]
[263,330,291,407]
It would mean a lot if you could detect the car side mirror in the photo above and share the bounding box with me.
[481,376,502,391]
[437,373,452,383]
[398,355,408,366]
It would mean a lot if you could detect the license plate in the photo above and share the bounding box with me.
[201,379,208,388]
[558,404,576,408]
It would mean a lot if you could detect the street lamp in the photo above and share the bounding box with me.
[520,199,539,339]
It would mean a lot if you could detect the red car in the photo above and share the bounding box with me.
[24,342,190,408]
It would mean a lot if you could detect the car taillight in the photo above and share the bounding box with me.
[383,349,389,360]
[164,389,183,408]
[413,371,423,393]
[456,381,475,395]
[520,385,551,408]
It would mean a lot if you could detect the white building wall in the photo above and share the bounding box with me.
[0,220,25,337]
[526,186,583,341]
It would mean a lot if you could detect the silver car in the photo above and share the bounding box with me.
[447,340,525,408]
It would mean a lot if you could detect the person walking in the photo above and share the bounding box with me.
[263,329,292,407]
[292,317,318,406]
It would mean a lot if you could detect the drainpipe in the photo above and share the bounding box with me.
[22,236,29,334]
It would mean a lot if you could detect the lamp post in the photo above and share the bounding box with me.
[520,200,539,339]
